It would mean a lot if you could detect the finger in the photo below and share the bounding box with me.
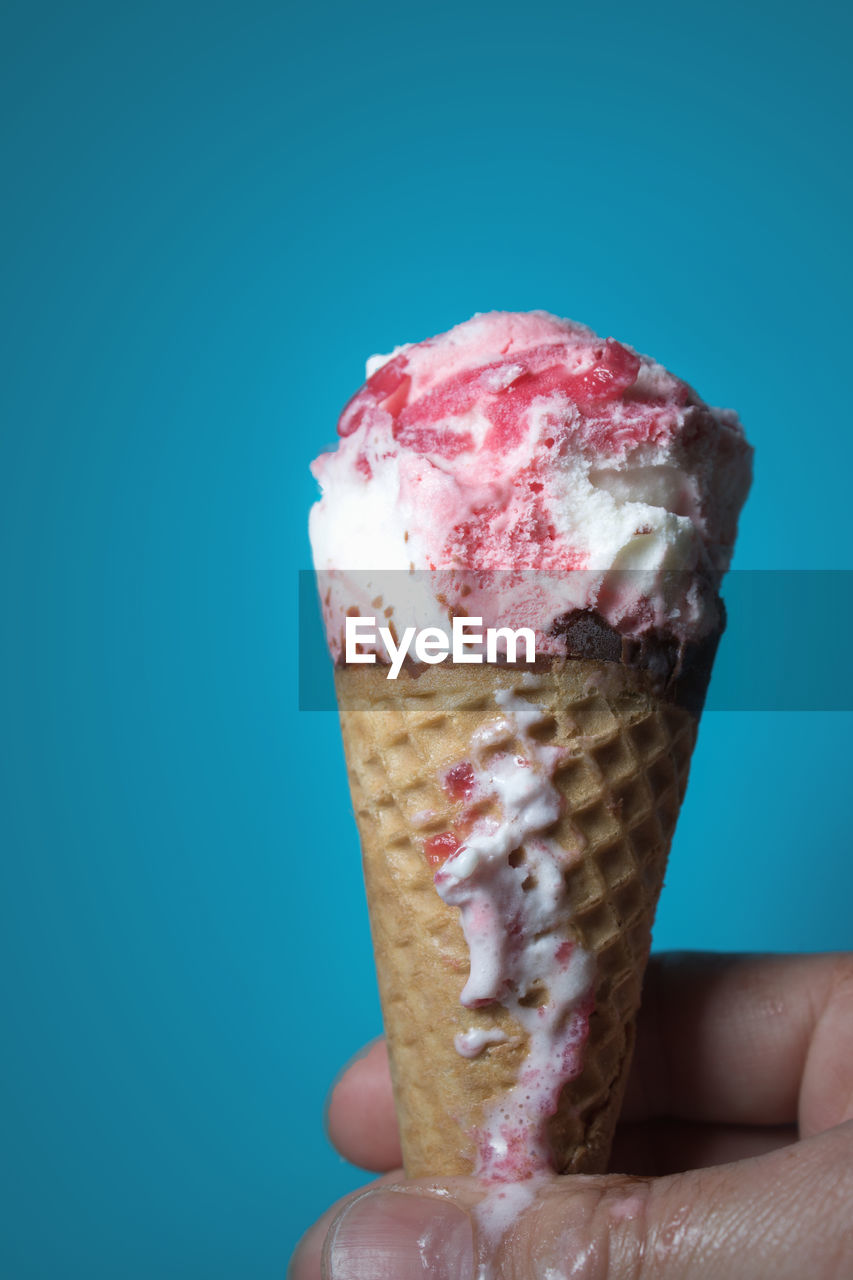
[288,1172,403,1280]
[799,954,853,1136]
[327,1060,797,1178]
[610,1119,797,1176]
[320,1122,853,1280]
[324,1035,798,1175]
[326,1039,402,1171]
[325,953,853,1168]
[622,951,853,1129]
[289,1195,346,1280]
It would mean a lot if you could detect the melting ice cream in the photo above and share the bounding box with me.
[431,681,595,1180]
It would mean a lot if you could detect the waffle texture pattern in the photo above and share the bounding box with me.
[335,659,697,1176]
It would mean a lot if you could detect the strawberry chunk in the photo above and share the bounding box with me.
[423,832,462,868]
[443,761,476,801]
[569,340,640,406]
[337,354,411,437]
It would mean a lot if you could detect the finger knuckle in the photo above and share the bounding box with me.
[507,1176,652,1280]
[825,953,853,1003]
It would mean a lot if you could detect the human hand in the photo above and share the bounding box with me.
[290,953,853,1278]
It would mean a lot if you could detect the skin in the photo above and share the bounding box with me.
[290,952,853,1279]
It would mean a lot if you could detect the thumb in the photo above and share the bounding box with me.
[321,1123,853,1279]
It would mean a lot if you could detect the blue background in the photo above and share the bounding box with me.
[2,1,852,1275]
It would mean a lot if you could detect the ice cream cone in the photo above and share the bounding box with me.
[310,311,751,1180]
[334,655,699,1177]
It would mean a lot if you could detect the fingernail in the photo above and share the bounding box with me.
[324,1188,475,1280]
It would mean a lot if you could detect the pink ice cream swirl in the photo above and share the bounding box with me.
[309,310,752,659]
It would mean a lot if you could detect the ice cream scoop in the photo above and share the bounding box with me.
[310,310,752,661]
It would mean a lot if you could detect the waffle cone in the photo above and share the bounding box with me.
[335,658,698,1177]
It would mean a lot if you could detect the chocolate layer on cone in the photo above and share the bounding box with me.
[549,605,725,720]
